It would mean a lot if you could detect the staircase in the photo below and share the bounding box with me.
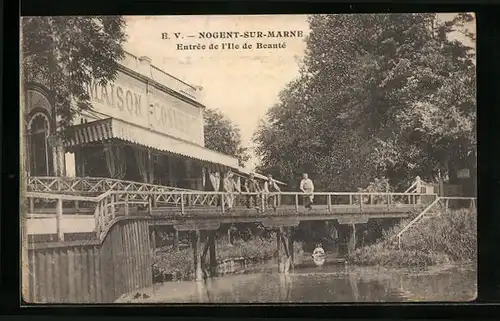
[394,196,477,249]
[394,197,441,249]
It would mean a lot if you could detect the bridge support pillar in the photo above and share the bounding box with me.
[333,218,370,255]
[347,223,357,254]
[276,227,293,274]
[150,229,156,254]
[334,222,356,255]
[173,230,179,251]
[191,230,203,282]
[208,232,217,278]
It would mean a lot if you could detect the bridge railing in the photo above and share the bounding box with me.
[26,176,195,195]
[23,190,437,241]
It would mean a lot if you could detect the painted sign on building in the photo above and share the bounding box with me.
[457,168,471,179]
[84,71,205,146]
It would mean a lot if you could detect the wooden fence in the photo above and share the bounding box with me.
[23,218,152,303]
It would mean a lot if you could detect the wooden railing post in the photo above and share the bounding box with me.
[349,194,353,205]
[110,194,115,219]
[220,194,225,214]
[124,193,129,216]
[180,193,185,214]
[29,197,34,213]
[295,194,299,211]
[445,198,449,215]
[327,194,332,213]
[103,197,109,219]
[56,198,63,241]
[148,196,152,215]
[94,202,101,237]
[359,194,364,212]
[152,195,157,208]
[261,192,265,212]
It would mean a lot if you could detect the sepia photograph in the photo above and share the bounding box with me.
[20,13,477,304]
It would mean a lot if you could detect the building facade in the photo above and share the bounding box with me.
[22,51,242,191]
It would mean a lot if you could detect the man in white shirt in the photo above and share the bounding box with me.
[264,174,281,210]
[299,173,314,209]
[223,170,240,210]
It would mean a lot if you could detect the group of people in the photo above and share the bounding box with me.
[222,171,315,211]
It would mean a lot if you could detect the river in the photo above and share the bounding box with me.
[119,258,477,303]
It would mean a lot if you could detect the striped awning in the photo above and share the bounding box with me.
[64,118,239,169]
[65,119,114,146]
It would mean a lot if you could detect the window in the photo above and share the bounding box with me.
[27,113,53,176]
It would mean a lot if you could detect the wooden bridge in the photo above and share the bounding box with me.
[24,176,433,239]
[22,176,474,304]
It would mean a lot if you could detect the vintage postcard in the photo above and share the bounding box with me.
[20,14,476,304]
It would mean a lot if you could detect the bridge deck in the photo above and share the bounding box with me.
[24,187,434,240]
[25,203,418,236]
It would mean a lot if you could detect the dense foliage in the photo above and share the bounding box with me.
[348,208,477,267]
[254,13,476,190]
[204,108,250,167]
[21,16,126,133]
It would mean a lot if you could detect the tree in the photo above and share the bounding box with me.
[204,108,250,167]
[21,16,127,133]
[254,13,475,191]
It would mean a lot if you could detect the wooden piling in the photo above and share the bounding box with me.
[209,232,217,277]
[173,230,179,251]
[276,228,282,272]
[192,230,203,282]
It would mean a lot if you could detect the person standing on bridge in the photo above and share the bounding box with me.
[244,173,261,209]
[264,174,281,211]
[299,173,315,209]
[223,170,240,210]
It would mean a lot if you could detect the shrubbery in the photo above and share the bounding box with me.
[348,209,476,267]
[153,236,304,281]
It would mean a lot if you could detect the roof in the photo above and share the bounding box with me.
[64,118,240,169]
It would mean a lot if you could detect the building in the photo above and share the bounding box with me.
[22,51,279,191]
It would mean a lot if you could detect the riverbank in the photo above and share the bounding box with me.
[347,208,476,268]
[153,236,305,282]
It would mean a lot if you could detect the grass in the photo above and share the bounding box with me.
[153,236,304,281]
[347,208,476,268]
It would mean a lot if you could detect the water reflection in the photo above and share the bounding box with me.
[124,262,476,303]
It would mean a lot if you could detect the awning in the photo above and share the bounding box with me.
[236,167,287,186]
[64,118,240,169]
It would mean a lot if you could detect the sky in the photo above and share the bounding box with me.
[123,14,475,171]
[124,15,310,170]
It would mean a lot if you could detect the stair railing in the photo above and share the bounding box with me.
[403,179,419,194]
[395,196,477,249]
[395,196,441,249]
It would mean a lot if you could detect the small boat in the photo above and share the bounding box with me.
[312,246,325,258]
[312,246,326,267]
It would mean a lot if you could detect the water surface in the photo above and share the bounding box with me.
[120,259,476,303]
